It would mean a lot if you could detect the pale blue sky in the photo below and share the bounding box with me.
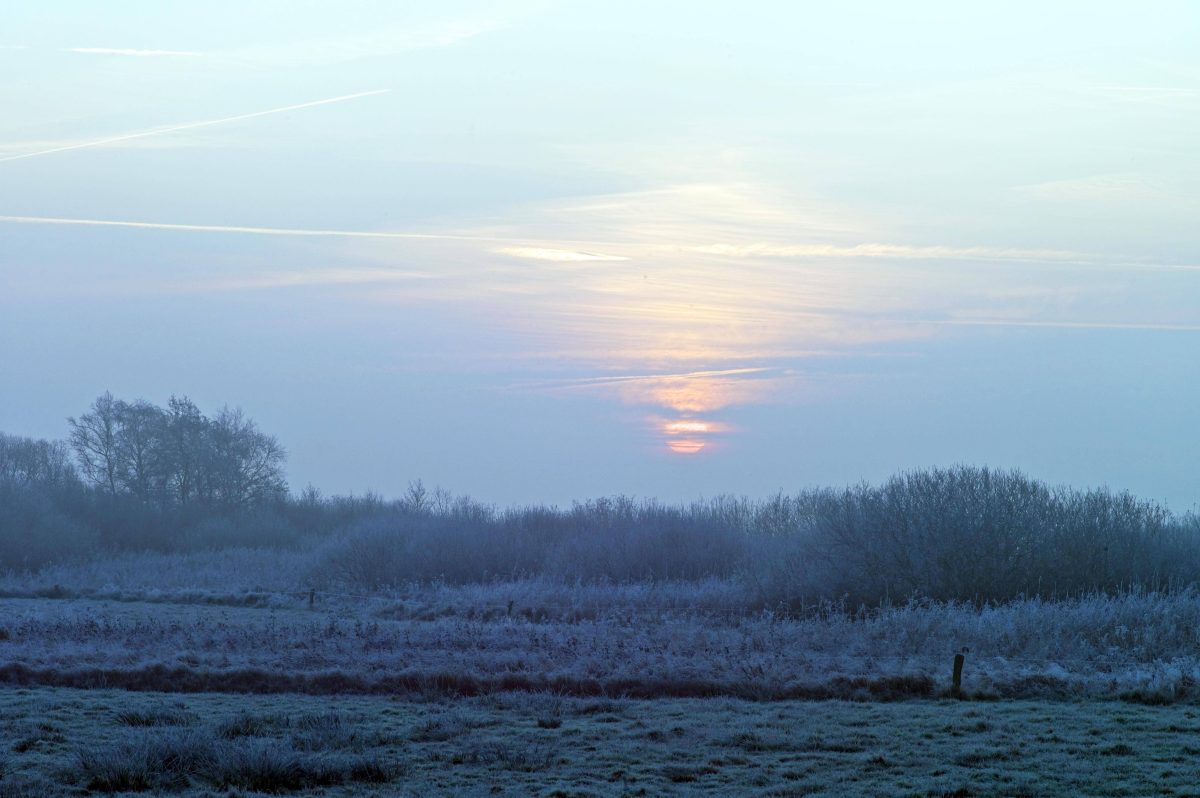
[1,1,1197,507]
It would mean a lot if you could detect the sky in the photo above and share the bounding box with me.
[1,1,1197,509]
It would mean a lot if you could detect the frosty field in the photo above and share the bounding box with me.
[7,546,1200,794]
[3,686,1200,796]
[4,583,1200,795]
[6,570,1200,703]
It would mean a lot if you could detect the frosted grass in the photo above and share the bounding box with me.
[5,587,1200,700]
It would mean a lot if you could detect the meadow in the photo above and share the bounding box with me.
[4,686,1200,796]
[6,563,1200,703]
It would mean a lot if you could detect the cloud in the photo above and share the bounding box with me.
[1011,173,1200,216]
[912,318,1200,333]
[3,15,500,67]
[63,47,204,57]
[688,242,1090,263]
[496,181,1200,271]
[532,367,772,389]
[549,183,866,245]
[495,247,628,262]
[522,368,802,453]
[226,17,502,67]
[0,89,389,163]
[171,269,435,293]
[655,416,733,455]
[1087,84,1200,106]
[530,367,790,414]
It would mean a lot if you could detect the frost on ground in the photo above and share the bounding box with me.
[5,552,1200,794]
[1,687,1199,796]
[4,579,1200,700]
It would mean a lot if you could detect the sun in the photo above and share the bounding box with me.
[666,438,706,454]
[659,418,727,454]
[663,420,709,434]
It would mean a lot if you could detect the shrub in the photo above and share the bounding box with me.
[182,508,301,551]
[0,481,97,570]
[736,467,1200,608]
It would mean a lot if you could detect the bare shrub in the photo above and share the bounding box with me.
[744,466,1196,608]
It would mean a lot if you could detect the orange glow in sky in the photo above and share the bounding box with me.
[660,417,726,454]
[666,438,706,454]
[663,420,709,434]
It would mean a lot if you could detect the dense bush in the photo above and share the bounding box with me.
[0,434,97,570]
[745,468,1195,607]
[0,482,97,570]
[314,496,749,588]
[313,467,1200,607]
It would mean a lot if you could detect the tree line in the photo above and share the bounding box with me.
[67,392,286,509]
[4,399,1200,608]
[1,393,290,567]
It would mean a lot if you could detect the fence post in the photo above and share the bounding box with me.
[951,648,967,697]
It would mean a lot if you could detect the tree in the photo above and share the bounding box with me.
[68,392,122,495]
[114,399,167,502]
[0,433,78,489]
[67,393,287,511]
[204,406,287,508]
[160,396,208,506]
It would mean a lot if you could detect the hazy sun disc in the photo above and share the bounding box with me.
[667,438,706,454]
[660,417,726,454]
[663,420,709,434]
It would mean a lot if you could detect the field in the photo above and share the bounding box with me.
[3,686,1199,796]
[6,540,1200,795]
[6,552,1200,703]
[2,470,1200,792]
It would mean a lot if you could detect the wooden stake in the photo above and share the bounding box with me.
[952,649,966,697]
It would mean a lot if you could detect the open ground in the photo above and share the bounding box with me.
[3,686,1199,796]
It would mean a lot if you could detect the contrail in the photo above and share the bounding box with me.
[553,367,774,386]
[0,215,511,242]
[64,47,204,57]
[0,89,389,163]
[0,215,633,250]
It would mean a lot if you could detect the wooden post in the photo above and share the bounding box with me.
[951,649,966,697]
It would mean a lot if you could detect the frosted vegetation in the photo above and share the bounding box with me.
[6,587,1200,702]
[6,689,1200,797]
[4,393,1200,704]
[4,393,1199,607]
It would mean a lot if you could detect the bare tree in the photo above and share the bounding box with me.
[114,399,167,502]
[68,392,122,495]
[160,396,207,506]
[205,406,287,508]
[66,392,287,511]
[0,433,78,488]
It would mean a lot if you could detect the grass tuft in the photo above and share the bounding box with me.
[116,708,196,727]
[75,721,399,793]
